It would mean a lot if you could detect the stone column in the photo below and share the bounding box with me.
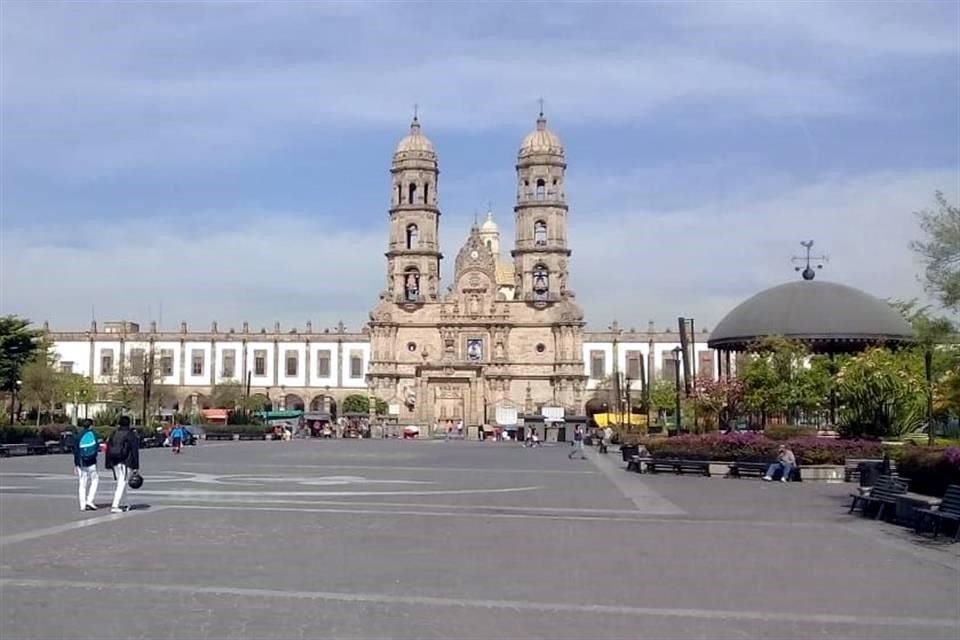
[272,340,279,388]
[210,339,217,386]
[305,340,311,388]
[336,339,344,388]
[178,340,186,386]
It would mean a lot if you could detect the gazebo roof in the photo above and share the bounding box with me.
[707,280,914,353]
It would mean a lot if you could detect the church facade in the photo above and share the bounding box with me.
[43,113,722,432]
[367,113,586,430]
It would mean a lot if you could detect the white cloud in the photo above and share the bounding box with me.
[6,1,940,179]
[2,169,954,332]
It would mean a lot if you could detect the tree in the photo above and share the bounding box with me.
[341,394,388,415]
[738,337,830,426]
[0,316,43,423]
[211,380,244,409]
[62,373,97,423]
[911,192,960,312]
[836,347,927,439]
[692,376,744,431]
[108,350,164,425]
[20,345,63,426]
[649,380,677,424]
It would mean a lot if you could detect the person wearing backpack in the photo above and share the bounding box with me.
[170,423,186,454]
[105,415,140,513]
[73,419,100,512]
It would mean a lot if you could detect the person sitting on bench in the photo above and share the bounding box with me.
[763,445,796,483]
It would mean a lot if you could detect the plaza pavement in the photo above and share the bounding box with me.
[0,439,957,639]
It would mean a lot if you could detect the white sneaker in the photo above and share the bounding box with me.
[781,477,788,483]
[762,476,771,481]
[110,507,124,514]
[80,505,87,512]
[86,503,98,511]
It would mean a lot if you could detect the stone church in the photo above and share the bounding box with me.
[367,112,587,430]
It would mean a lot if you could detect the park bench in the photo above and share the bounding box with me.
[0,443,29,457]
[844,459,896,483]
[914,484,960,542]
[728,461,802,482]
[645,459,711,477]
[205,433,235,441]
[727,461,770,478]
[626,455,654,473]
[849,475,909,520]
[24,438,48,455]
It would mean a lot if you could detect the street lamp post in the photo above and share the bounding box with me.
[10,380,22,425]
[672,347,683,434]
[925,349,934,447]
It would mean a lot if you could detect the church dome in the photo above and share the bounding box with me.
[394,117,435,156]
[519,113,563,158]
[480,211,499,233]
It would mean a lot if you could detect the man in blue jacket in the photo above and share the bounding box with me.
[73,419,100,511]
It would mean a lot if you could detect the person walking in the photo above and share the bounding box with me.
[170,423,186,454]
[568,425,586,459]
[73,419,100,511]
[105,416,140,513]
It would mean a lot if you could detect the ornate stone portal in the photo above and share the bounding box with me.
[368,111,586,434]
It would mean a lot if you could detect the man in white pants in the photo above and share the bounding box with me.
[105,416,140,513]
[72,419,100,511]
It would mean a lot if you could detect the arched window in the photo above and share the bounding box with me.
[406,224,418,250]
[408,183,417,205]
[423,182,429,204]
[534,220,547,246]
[533,264,549,301]
[536,179,546,200]
[397,184,402,205]
[485,240,492,250]
[404,268,420,302]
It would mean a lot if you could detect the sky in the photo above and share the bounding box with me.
[1,0,958,333]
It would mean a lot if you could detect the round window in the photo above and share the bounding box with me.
[407,342,417,352]
[536,343,546,353]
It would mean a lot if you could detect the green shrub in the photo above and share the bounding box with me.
[642,432,885,465]
[764,426,817,441]
[893,447,960,497]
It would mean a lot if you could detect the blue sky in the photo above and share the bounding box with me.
[1,0,958,332]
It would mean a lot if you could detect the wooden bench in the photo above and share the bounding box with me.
[626,455,654,473]
[915,484,960,541]
[849,475,909,520]
[646,459,711,477]
[205,433,236,441]
[24,438,48,455]
[0,443,28,457]
[845,459,896,483]
[727,461,769,478]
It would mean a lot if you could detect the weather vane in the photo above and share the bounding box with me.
[791,240,828,281]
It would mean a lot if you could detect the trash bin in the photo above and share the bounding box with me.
[620,444,639,462]
[858,462,882,487]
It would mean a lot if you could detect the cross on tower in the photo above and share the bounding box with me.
[791,240,829,281]
[413,103,419,121]
[538,97,544,117]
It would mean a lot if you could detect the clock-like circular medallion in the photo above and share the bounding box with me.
[470,250,479,259]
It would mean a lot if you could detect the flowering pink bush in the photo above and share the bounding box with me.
[643,433,885,465]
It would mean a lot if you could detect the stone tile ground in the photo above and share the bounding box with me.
[1,440,957,639]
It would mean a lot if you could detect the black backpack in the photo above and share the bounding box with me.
[108,430,130,464]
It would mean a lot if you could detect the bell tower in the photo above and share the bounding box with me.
[387,114,442,303]
[512,108,570,303]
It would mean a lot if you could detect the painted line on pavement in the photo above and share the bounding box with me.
[0,492,846,528]
[0,506,169,548]
[175,462,600,475]
[1,577,955,629]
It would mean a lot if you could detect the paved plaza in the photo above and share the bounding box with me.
[0,440,958,639]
